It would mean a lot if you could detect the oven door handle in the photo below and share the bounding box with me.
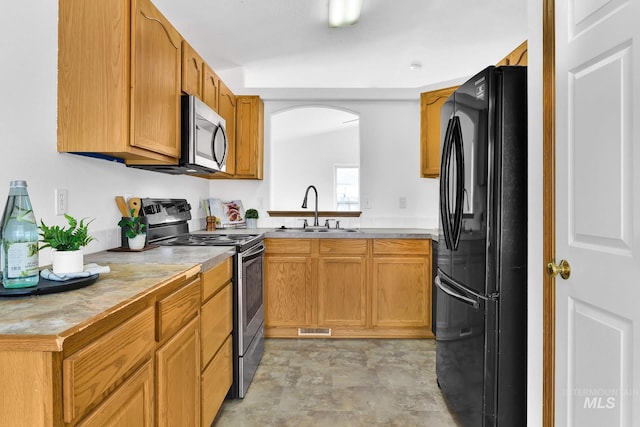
[241,242,266,260]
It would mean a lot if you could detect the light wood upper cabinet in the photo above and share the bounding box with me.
[181,40,204,98]
[202,63,220,112]
[58,0,181,164]
[419,86,457,178]
[419,41,527,179]
[217,80,237,176]
[130,0,182,159]
[496,40,528,66]
[235,96,264,179]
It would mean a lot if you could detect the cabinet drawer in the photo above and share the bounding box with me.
[373,239,431,255]
[202,257,232,302]
[156,277,201,342]
[265,238,312,254]
[201,335,232,427]
[63,307,155,422]
[319,239,367,255]
[77,361,154,427]
[201,282,232,367]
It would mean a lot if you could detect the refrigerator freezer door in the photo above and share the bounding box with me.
[435,275,486,426]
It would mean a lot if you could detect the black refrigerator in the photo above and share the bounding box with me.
[435,65,527,427]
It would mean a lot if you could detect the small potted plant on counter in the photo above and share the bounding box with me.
[245,208,259,229]
[39,213,94,274]
[118,209,147,250]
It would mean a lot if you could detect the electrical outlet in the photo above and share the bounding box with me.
[399,196,407,209]
[55,189,68,216]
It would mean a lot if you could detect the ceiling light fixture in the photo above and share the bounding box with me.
[328,0,363,28]
[409,62,422,70]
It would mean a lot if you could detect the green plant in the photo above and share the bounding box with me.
[245,208,259,219]
[118,209,147,238]
[39,213,94,251]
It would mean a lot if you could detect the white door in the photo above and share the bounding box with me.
[555,0,640,426]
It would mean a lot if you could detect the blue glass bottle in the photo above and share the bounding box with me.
[2,181,39,288]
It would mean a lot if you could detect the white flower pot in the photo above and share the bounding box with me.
[128,234,147,250]
[246,218,258,229]
[52,249,84,274]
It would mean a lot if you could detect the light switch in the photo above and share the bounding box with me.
[399,197,407,209]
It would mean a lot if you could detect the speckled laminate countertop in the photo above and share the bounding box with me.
[194,227,439,239]
[0,246,234,349]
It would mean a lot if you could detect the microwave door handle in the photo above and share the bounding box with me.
[211,125,228,169]
[440,116,455,250]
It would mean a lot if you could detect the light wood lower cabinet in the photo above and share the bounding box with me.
[372,239,432,329]
[265,239,313,328]
[0,259,235,426]
[264,238,433,338]
[78,361,154,427]
[156,316,200,427]
[317,239,367,327]
[201,335,232,427]
[200,258,234,427]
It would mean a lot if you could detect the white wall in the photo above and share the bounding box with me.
[0,2,210,266]
[253,100,440,228]
[272,125,359,210]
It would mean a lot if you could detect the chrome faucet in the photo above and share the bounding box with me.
[301,185,320,227]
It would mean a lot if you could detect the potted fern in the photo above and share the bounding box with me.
[118,209,147,250]
[245,208,259,229]
[39,214,94,274]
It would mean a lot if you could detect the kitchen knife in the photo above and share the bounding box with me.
[115,196,130,217]
[129,197,141,217]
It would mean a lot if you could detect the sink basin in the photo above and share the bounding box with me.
[274,227,360,233]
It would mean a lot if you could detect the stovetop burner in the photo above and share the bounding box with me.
[158,233,261,248]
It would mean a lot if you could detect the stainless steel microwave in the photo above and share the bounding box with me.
[129,95,228,175]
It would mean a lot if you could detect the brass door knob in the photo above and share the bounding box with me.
[546,259,571,280]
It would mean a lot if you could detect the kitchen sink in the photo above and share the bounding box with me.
[274,227,360,233]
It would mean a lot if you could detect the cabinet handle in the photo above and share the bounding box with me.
[192,57,200,71]
[139,10,178,49]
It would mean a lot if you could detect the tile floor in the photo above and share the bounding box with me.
[213,338,460,427]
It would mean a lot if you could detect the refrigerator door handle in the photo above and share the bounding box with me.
[437,268,488,301]
[440,116,456,250]
[450,116,465,250]
[435,275,479,309]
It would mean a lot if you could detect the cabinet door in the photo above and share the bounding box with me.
[496,40,528,66]
[317,256,367,327]
[131,0,181,159]
[156,316,200,427]
[264,255,312,327]
[202,63,220,112]
[371,257,431,328]
[201,336,232,427]
[78,362,154,427]
[420,86,457,178]
[235,96,264,179]
[181,40,203,97]
[217,80,237,175]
